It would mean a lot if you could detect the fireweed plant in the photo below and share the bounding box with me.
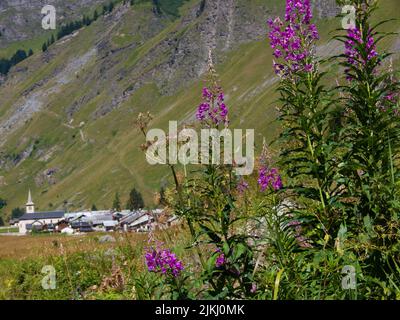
[136,0,399,300]
[175,56,257,299]
[334,0,400,297]
[268,0,345,245]
[137,55,258,299]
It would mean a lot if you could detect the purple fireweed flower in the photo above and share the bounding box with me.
[215,249,226,268]
[258,166,283,191]
[145,246,184,277]
[344,27,378,80]
[285,0,312,24]
[197,51,229,126]
[250,283,257,294]
[268,0,319,77]
[385,92,396,103]
[378,91,400,116]
[196,85,229,126]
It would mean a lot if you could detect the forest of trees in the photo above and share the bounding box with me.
[43,1,115,53]
[0,48,33,75]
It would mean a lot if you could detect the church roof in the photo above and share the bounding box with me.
[19,211,65,221]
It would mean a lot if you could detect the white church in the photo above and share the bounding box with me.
[18,190,65,234]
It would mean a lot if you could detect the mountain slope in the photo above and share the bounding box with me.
[0,0,399,218]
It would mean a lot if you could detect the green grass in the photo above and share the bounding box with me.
[0,227,18,233]
[157,0,191,17]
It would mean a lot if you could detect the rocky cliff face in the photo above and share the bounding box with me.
[119,0,278,98]
[119,0,339,96]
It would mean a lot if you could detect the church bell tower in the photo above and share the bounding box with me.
[26,190,35,214]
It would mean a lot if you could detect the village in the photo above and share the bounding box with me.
[7,190,179,235]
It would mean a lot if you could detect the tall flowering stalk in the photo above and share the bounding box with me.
[257,138,283,193]
[268,0,343,244]
[332,0,400,299]
[136,50,256,299]
[173,50,256,299]
[196,51,229,127]
[336,0,400,238]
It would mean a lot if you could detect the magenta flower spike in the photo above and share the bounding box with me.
[145,245,184,277]
[268,0,319,77]
[215,249,226,268]
[258,166,283,191]
[344,27,378,80]
[196,51,229,126]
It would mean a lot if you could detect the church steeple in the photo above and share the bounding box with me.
[26,189,35,214]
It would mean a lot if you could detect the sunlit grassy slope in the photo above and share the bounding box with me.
[0,0,399,218]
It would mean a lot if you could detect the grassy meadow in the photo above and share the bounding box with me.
[0,225,197,300]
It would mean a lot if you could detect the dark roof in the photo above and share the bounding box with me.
[71,221,92,228]
[19,211,65,221]
[120,212,141,225]
[78,227,94,232]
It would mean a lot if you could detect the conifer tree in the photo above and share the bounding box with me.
[126,187,145,211]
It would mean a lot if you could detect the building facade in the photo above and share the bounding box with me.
[18,191,65,234]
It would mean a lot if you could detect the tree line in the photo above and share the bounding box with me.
[0,49,33,75]
[0,1,118,76]
[42,1,116,53]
